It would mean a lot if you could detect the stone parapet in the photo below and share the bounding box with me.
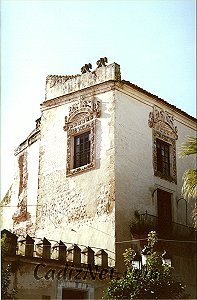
[1,229,112,269]
[45,62,121,100]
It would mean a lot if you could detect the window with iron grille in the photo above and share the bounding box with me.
[156,139,170,176]
[74,132,91,168]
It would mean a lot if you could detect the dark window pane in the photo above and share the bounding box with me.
[156,139,170,176]
[74,132,91,168]
[62,289,88,299]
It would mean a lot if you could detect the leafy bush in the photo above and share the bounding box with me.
[1,234,17,299]
[104,231,188,299]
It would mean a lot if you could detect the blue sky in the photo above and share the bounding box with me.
[1,0,196,196]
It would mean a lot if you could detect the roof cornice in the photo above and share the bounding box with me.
[121,80,196,123]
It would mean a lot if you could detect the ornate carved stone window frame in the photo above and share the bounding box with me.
[63,96,101,176]
[148,106,178,183]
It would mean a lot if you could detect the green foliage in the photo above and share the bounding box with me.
[147,231,158,250]
[123,249,135,269]
[182,168,197,199]
[104,231,188,299]
[179,136,197,228]
[179,137,197,157]
[1,234,17,299]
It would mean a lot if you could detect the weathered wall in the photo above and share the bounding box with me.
[114,86,196,297]
[0,164,18,231]
[26,141,40,234]
[114,86,196,246]
[35,89,116,258]
[173,253,197,299]
[5,259,109,300]
[1,136,40,235]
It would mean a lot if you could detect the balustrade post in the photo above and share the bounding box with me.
[58,240,67,262]
[42,238,51,260]
[96,249,108,268]
[82,246,95,266]
[25,235,35,257]
[67,245,81,266]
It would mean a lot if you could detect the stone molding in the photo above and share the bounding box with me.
[148,106,178,183]
[15,118,41,156]
[41,81,115,110]
[63,96,101,176]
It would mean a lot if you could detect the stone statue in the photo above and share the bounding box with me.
[81,63,92,74]
[96,57,108,67]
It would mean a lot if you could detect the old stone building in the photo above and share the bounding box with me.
[1,58,196,299]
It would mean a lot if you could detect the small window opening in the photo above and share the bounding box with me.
[156,139,170,176]
[74,131,91,168]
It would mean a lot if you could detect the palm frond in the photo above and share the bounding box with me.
[192,202,197,229]
[179,136,197,157]
[182,168,197,199]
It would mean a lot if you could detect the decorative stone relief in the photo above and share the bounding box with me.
[148,106,178,140]
[148,106,178,183]
[64,96,101,176]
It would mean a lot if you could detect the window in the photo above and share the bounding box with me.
[64,96,101,176]
[148,107,178,183]
[74,132,91,168]
[156,139,170,176]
